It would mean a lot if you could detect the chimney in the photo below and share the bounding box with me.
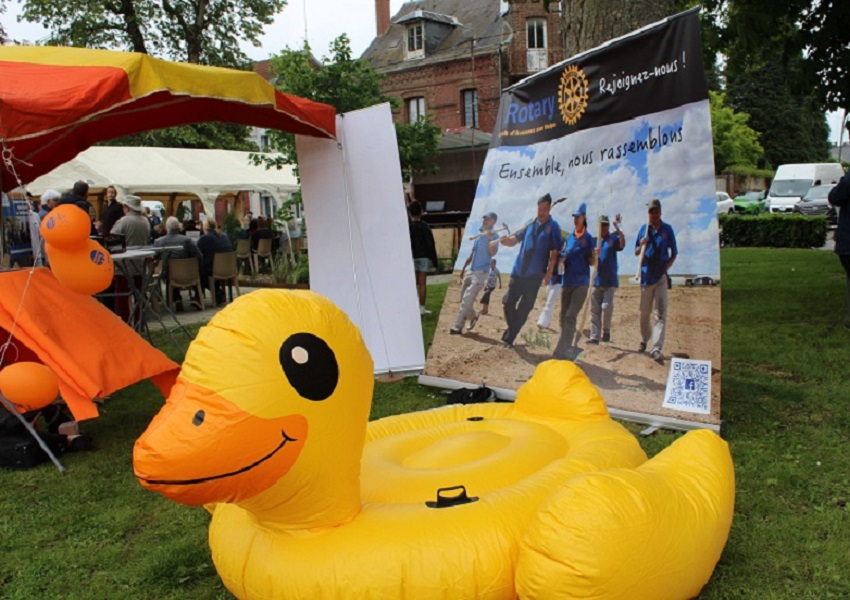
[376,0,391,36]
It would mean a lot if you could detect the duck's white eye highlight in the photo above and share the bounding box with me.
[292,347,309,365]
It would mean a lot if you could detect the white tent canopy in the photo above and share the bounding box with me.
[26,146,298,216]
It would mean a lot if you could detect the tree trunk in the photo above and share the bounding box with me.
[560,0,676,56]
[119,0,148,54]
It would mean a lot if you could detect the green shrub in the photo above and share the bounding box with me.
[271,250,309,285]
[222,210,242,249]
[719,213,828,248]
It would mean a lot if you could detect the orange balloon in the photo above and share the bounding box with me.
[0,362,60,413]
[47,239,114,295]
[40,204,91,250]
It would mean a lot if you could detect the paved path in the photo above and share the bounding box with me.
[148,273,453,331]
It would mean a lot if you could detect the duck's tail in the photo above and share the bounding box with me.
[516,429,735,600]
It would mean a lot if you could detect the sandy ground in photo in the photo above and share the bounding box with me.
[424,275,722,425]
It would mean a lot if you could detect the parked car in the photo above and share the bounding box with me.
[793,184,837,225]
[765,163,845,213]
[715,191,734,215]
[732,190,766,215]
[685,276,718,287]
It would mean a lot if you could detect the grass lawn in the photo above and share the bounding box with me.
[1,248,849,599]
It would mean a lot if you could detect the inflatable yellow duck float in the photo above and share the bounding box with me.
[134,290,735,600]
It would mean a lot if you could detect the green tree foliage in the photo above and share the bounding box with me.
[19,0,285,66]
[726,57,829,168]
[259,35,441,181]
[706,0,849,113]
[709,91,764,172]
[99,122,258,152]
[395,119,441,181]
[703,0,833,166]
[0,0,7,45]
[800,0,850,113]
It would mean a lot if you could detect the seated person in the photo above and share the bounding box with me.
[154,216,203,278]
[243,218,258,247]
[183,218,196,230]
[197,218,233,303]
[251,216,275,252]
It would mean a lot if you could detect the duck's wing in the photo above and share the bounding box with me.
[516,429,735,600]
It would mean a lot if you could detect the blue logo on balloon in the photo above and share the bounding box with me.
[47,217,56,230]
[90,250,106,265]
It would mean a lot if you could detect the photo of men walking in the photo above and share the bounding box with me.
[498,194,562,348]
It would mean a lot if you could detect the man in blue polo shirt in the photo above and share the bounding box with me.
[588,214,626,344]
[451,212,499,334]
[499,193,562,347]
[635,198,677,364]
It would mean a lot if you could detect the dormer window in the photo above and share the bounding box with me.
[395,10,460,61]
[407,23,424,59]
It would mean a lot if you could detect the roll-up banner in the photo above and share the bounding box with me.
[421,9,722,429]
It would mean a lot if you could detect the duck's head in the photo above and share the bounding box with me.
[133,290,374,527]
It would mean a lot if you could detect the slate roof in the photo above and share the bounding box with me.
[361,0,507,73]
[395,10,461,27]
[439,127,492,150]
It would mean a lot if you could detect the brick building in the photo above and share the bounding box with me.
[362,0,563,217]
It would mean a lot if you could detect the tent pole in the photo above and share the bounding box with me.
[1,166,6,266]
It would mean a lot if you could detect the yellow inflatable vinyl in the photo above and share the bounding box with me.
[133,290,735,600]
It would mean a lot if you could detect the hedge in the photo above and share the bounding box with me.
[718,213,828,248]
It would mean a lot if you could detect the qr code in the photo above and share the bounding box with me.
[662,358,712,415]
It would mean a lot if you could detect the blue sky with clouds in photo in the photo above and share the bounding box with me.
[459,101,721,279]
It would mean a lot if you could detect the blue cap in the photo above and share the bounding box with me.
[572,202,587,217]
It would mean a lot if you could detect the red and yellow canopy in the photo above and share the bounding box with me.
[0,46,336,191]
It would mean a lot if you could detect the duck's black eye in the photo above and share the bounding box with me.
[279,333,338,401]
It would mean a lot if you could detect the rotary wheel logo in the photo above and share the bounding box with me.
[558,65,589,125]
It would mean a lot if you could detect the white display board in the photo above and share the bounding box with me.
[296,103,425,376]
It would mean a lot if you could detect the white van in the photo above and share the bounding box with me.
[766,163,845,213]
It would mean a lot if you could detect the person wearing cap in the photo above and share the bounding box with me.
[553,202,596,360]
[635,198,678,364]
[111,194,151,247]
[451,212,499,334]
[499,193,562,347]
[588,213,626,345]
[108,194,152,321]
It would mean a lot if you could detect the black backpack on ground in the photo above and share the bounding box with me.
[446,385,497,405]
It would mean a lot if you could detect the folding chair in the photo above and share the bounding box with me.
[256,237,275,272]
[166,258,204,311]
[235,237,254,274]
[209,251,240,307]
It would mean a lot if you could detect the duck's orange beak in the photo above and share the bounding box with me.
[133,377,307,506]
